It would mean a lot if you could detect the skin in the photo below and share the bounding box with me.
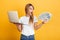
[13,6,48,32]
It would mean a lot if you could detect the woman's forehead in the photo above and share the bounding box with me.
[29,6,33,8]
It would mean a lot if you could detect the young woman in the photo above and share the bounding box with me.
[14,3,47,40]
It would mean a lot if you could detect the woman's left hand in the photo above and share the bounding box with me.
[42,19,48,24]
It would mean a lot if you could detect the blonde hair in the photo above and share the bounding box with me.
[25,3,34,23]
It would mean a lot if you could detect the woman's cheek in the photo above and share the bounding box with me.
[30,10,33,12]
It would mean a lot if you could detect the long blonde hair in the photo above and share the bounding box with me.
[25,3,34,23]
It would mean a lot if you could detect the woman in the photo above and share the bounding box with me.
[14,3,47,40]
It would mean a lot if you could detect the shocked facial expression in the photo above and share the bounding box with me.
[27,6,34,16]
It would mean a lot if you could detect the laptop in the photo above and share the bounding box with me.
[8,11,20,23]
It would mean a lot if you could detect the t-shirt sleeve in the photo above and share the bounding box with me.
[19,17,22,24]
[34,16,38,23]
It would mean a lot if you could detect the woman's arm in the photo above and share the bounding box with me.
[14,23,22,32]
[34,19,47,30]
[34,22,45,30]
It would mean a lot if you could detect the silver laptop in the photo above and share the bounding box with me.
[8,11,19,23]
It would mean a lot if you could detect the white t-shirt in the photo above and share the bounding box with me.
[19,16,38,36]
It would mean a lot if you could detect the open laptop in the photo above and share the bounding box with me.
[8,11,20,23]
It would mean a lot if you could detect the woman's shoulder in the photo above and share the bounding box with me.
[19,16,26,19]
[20,16,25,18]
[34,16,37,18]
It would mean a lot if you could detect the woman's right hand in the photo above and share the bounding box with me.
[12,22,21,27]
[13,22,20,24]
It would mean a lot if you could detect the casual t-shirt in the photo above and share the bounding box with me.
[19,16,38,36]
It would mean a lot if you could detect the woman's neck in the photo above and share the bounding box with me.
[26,13,30,17]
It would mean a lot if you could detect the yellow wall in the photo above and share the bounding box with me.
[0,0,60,40]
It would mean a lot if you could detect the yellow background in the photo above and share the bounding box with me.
[0,0,60,40]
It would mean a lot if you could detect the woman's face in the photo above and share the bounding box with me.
[27,6,34,15]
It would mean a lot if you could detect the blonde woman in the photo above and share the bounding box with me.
[14,3,47,40]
